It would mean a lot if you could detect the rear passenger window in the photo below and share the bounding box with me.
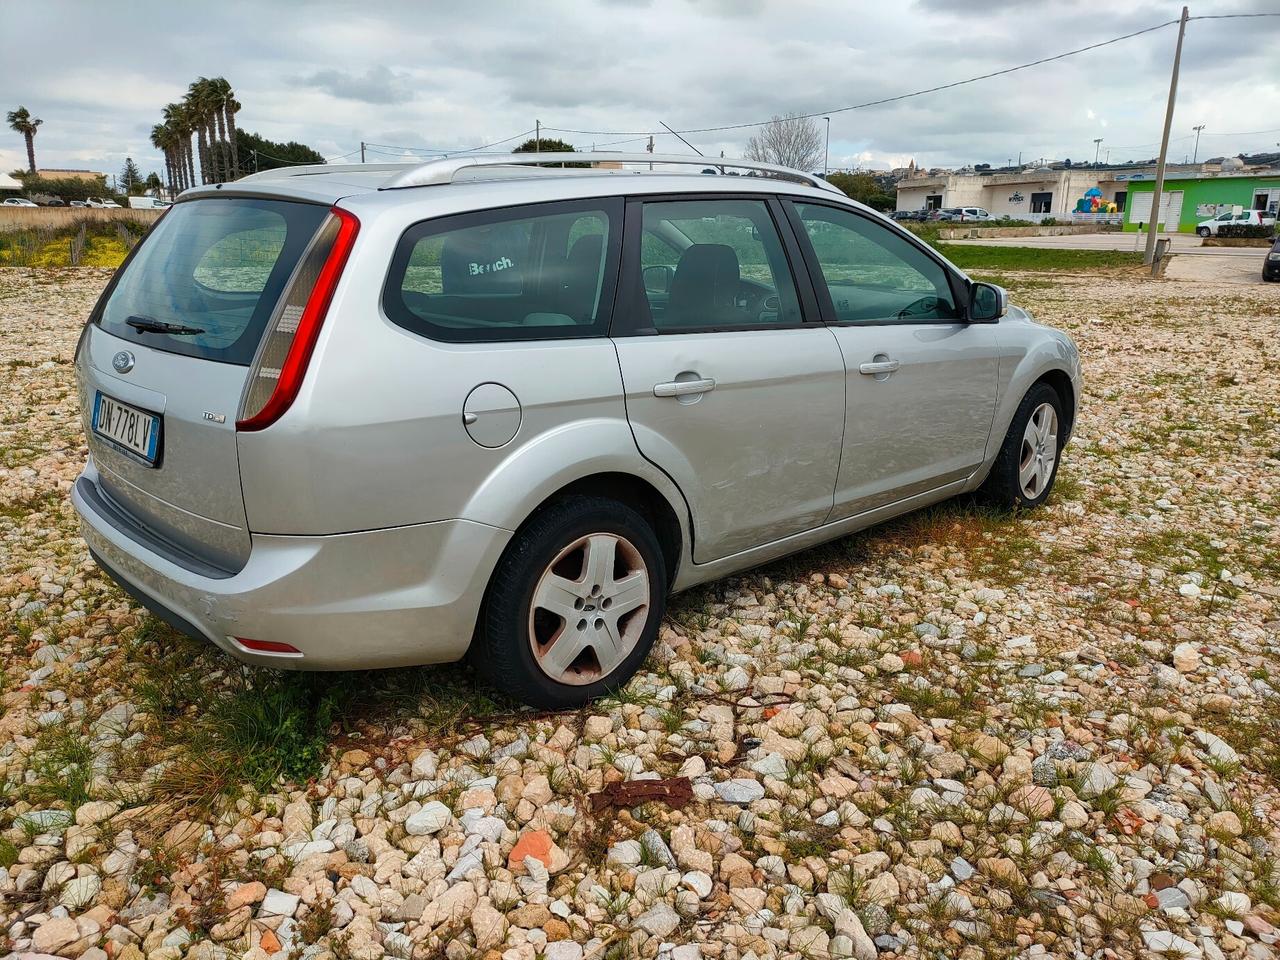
[627,198,803,333]
[384,199,620,342]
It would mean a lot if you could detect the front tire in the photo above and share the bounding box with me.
[1197,227,1211,238]
[475,495,666,709]
[980,383,1064,510]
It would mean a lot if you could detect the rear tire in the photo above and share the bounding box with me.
[475,495,666,709]
[979,383,1064,510]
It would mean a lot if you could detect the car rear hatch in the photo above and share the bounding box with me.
[76,196,334,573]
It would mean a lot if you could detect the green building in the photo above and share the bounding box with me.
[1121,170,1280,232]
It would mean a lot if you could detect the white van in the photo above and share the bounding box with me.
[127,196,171,210]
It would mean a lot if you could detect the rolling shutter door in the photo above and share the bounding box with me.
[1128,190,1183,228]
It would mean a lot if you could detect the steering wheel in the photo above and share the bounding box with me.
[896,296,940,319]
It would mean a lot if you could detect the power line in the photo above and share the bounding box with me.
[543,18,1182,138]
[362,128,536,156]
[1187,12,1280,19]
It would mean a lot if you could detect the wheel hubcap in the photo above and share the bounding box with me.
[1018,403,1059,500]
[528,533,650,685]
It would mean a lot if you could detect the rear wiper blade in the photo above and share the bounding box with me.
[126,315,205,336]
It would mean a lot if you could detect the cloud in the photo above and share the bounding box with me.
[294,66,416,105]
[1,0,1277,179]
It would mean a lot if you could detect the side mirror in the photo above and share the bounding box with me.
[969,282,1007,322]
[643,264,674,295]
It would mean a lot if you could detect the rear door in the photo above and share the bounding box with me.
[612,195,844,563]
[783,199,999,519]
[78,197,330,570]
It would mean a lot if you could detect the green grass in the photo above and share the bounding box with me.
[127,619,524,805]
[26,725,98,808]
[0,836,18,869]
[935,243,1144,273]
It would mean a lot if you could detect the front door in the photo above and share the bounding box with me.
[612,196,845,563]
[783,199,999,519]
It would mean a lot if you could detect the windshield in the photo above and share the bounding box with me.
[94,197,329,364]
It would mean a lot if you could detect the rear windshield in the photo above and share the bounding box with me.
[94,197,329,364]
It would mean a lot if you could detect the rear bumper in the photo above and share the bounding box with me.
[72,468,511,670]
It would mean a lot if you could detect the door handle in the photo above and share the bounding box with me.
[654,377,716,398]
[858,359,901,375]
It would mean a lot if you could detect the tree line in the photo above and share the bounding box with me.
[150,77,241,193]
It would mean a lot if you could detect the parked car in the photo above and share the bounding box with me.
[1196,209,1276,237]
[41,198,66,206]
[956,207,993,222]
[69,200,88,208]
[85,197,122,209]
[1264,236,1280,282]
[2,197,38,206]
[128,196,171,210]
[71,152,1081,708]
[928,207,960,221]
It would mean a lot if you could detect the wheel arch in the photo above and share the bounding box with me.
[1033,368,1076,442]
[458,419,692,587]
[511,472,684,586]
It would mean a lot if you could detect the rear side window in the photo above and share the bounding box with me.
[94,198,330,364]
[384,198,622,342]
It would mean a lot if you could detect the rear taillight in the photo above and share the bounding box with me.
[236,207,359,431]
[235,637,302,655]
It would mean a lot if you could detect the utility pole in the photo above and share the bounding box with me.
[535,120,540,154]
[647,134,653,171]
[1145,5,1189,266]
[1191,124,1205,164]
[823,117,830,176]
[1093,138,1103,166]
[360,141,366,163]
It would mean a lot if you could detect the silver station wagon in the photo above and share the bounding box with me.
[72,153,1080,708]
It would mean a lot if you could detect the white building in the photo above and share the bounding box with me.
[896,167,1140,218]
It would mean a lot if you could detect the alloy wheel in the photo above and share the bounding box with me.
[1018,402,1059,500]
[528,533,651,685]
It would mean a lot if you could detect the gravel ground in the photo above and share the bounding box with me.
[2,265,1279,960]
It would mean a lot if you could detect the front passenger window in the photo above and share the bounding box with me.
[792,203,959,323]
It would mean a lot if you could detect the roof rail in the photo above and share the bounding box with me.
[379,152,844,193]
[236,162,411,182]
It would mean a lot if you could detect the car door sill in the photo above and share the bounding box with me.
[671,478,971,592]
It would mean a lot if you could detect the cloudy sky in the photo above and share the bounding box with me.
[4,0,1279,183]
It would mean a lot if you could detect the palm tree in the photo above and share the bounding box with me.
[188,78,228,183]
[150,123,178,197]
[6,106,43,174]
[184,81,210,184]
[208,77,240,179]
[161,103,193,191]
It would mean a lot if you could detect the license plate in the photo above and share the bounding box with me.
[93,392,161,464]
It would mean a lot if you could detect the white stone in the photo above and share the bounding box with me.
[715,779,765,804]
[260,888,300,917]
[681,870,714,898]
[405,800,452,836]
[545,943,584,960]
[1142,929,1202,958]
[635,902,680,937]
